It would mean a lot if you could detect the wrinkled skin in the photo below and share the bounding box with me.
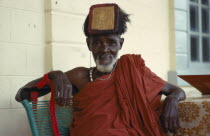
[86,34,124,67]
[160,82,185,134]
[160,96,180,134]
[48,71,73,107]
[15,34,186,134]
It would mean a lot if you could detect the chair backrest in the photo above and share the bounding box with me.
[21,99,73,136]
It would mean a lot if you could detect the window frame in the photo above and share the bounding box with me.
[171,0,210,86]
[188,0,210,72]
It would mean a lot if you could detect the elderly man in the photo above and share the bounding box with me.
[16,3,186,136]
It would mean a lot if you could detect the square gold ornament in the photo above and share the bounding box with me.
[88,4,119,35]
[91,6,115,30]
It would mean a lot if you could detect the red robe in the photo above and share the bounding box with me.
[70,54,166,136]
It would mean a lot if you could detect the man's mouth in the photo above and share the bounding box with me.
[98,54,112,60]
[94,53,118,73]
[96,54,113,65]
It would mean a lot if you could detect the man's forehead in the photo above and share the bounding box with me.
[90,34,121,40]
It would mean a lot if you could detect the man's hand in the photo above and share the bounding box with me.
[159,82,186,134]
[160,96,180,134]
[49,71,73,107]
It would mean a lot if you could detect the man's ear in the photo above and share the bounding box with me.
[86,38,91,51]
[119,38,124,50]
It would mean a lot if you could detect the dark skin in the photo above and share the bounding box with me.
[16,34,186,134]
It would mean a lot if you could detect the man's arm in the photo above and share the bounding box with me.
[15,70,74,107]
[160,82,186,101]
[15,77,50,102]
[159,82,186,134]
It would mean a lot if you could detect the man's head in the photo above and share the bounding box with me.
[87,34,124,72]
[84,4,130,72]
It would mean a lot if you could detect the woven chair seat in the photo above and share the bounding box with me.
[22,100,73,136]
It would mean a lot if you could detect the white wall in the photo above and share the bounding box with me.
[47,0,170,81]
[0,0,49,135]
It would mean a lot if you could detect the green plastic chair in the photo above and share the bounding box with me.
[20,80,73,136]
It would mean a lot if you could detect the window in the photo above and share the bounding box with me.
[189,0,210,66]
[172,0,210,85]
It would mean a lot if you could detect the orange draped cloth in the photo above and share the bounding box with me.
[70,54,166,136]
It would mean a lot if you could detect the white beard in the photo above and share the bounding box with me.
[94,53,119,73]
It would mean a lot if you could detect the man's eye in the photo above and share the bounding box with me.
[109,41,116,45]
[94,41,101,46]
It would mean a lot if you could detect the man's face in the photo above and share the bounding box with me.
[87,34,124,72]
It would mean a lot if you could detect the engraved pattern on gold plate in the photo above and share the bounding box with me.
[91,6,115,30]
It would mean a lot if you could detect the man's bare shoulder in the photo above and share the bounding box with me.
[65,67,89,86]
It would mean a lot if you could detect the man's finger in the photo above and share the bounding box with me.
[169,104,179,133]
[56,92,60,104]
[66,87,72,106]
[62,88,69,106]
[60,91,66,106]
[177,117,180,129]
[163,118,169,132]
[160,114,169,133]
[161,101,171,132]
[53,80,59,100]
[168,118,176,134]
[54,85,61,105]
[63,78,72,106]
[58,81,65,106]
[172,119,178,134]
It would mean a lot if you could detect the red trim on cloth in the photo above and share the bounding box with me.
[31,91,38,109]
[34,74,50,89]
[49,80,60,136]
[31,91,38,102]
[32,73,50,109]
[32,73,60,136]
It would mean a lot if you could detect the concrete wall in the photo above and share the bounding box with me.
[0,0,49,135]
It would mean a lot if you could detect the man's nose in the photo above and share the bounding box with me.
[101,42,110,52]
